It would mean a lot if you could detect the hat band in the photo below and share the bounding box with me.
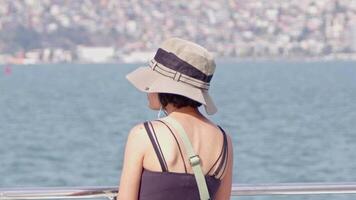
[154,48,213,83]
[149,59,210,90]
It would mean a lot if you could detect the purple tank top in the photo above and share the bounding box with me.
[138,120,228,200]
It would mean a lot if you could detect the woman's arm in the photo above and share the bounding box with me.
[117,124,148,200]
[213,134,234,200]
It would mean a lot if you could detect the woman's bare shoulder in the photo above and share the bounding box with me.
[125,122,151,151]
[129,122,146,134]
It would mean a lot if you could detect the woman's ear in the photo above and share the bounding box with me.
[147,93,161,110]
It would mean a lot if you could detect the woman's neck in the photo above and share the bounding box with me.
[164,104,204,119]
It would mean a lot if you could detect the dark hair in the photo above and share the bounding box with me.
[158,93,202,109]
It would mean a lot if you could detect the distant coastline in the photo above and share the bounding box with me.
[1,52,356,66]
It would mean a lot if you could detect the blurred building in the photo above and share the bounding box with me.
[352,26,356,52]
[77,46,115,63]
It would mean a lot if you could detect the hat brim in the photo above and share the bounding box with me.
[126,66,217,115]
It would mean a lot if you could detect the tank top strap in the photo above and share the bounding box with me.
[156,120,188,173]
[212,125,228,179]
[143,121,168,172]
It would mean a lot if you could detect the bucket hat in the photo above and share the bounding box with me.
[126,37,217,115]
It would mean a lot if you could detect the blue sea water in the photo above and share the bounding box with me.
[0,61,356,200]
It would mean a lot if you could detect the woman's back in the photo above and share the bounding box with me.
[139,113,230,199]
[143,113,227,177]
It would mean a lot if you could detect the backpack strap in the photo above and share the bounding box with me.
[161,116,211,200]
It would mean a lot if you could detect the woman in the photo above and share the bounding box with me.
[118,38,233,200]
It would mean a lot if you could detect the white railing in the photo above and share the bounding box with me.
[1,182,356,199]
